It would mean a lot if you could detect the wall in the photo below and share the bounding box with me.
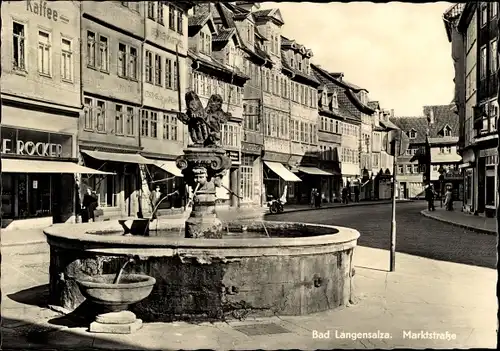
[1,0,81,108]
[430,145,462,163]
[145,3,188,56]
[81,18,142,104]
[465,12,478,148]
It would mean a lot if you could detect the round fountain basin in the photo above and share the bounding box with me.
[76,274,156,309]
[45,220,360,322]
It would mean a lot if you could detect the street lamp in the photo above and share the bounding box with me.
[438,165,446,208]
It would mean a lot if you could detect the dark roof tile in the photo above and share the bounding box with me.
[212,28,235,42]
[389,116,428,144]
[424,104,459,138]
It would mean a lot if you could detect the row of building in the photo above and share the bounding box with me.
[1,1,398,230]
[440,2,499,218]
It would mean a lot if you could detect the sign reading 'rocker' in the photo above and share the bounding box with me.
[1,138,63,157]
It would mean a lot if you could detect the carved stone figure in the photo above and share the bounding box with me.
[177,91,231,147]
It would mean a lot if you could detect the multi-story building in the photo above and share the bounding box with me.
[390,116,428,199]
[279,35,322,204]
[1,1,105,230]
[78,1,190,219]
[186,6,248,208]
[447,2,499,217]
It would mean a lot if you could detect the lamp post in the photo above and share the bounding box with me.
[438,165,446,208]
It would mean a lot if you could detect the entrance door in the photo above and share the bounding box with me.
[29,174,51,217]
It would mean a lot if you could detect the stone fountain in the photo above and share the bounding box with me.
[45,92,360,325]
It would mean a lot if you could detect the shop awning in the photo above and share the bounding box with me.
[2,159,114,174]
[298,167,335,176]
[264,161,302,182]
[81,150,154,164]
[152,160,183,177]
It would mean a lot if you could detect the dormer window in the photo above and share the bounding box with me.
[443,125,452,137]
[321,91,327,107]
[200,31,211,54]
[331,92,338,109]
[409,129,417,139]
[298,57,302,71]
[290,56,294,68]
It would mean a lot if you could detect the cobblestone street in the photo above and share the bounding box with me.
[267,201,497,269]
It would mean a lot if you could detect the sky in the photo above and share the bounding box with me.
[260,1,455,116]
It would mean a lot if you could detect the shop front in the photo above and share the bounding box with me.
[1,127,108,229]
[459,148,476,213]
[146,158,185,212]
[477,148,498,217]
[241,141,264,207]
[79,149,155,219]
[263,156,301,204]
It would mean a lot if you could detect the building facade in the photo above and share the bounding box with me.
[1,0,105,229]
[186,6,248,208]
[448,2,499,217]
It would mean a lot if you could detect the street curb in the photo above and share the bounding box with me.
[420,210,497,235]
[268,200,413,215]
[1,240,48,248]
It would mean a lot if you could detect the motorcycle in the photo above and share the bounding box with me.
[266,186,287,214]
[267,196,284,214]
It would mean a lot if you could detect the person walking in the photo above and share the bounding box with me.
[310,188,316,207]
[444,186,454,211]
[425,184,435,211]
[81,187,98,223]
[354,186,360,203]
[150,185,162,219]
[341,186,349,204]
[314,189,321,208]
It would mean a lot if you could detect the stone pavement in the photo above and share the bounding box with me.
[421,208,497,235]
[1,245,496,350]
[278,199,411,214]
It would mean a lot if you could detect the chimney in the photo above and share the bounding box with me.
[390,109,394,118]
[428,107,435,125]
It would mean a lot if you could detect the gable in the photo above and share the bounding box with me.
[271,8,284,25]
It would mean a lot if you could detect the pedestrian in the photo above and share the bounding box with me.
[354,186,360,203]
[150,185,162,219]
[314,189,321,208]
[310,188,316,207]
[425,184,435,211]
[82,187,98,223]
[341,187,349,204]
[444,186,453,211]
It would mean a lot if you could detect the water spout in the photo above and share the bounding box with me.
[113,257,135,284]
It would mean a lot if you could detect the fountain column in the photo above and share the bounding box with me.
[176,147,231,239]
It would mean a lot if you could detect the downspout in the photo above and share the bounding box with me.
[137,5,148,218]
[286,69,295,202]
[260,59,266,206]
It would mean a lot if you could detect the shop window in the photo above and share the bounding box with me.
[485,169,495,206]
[240,156,254,202]
[1,174,14,218]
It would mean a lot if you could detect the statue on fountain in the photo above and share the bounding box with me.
[176,91,233,239]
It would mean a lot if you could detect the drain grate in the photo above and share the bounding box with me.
[233,323,291,336]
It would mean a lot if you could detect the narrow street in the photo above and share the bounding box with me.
[266,201,497,269]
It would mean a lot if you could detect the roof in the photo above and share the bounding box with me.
[188,12,210,27]
[389,116,428,144]
[424,104,459,138]
[379,120,400,130]
[212,28,235,42]
[188,49,249,83]
[338,77,367,93]
[253,8,284,25]
[368,101,380,110]
[280,51,320,86]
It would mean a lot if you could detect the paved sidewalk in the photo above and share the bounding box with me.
[421,208,497,235]
[1,245,496,350]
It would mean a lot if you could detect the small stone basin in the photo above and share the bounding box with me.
[76,274,156,312]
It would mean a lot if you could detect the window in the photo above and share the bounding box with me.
[409,129,417,139]
[61,38,73,81]
[169,5,176,31]
[480,45,487,79]
[443,126,452,137]
[241,156,254,202]
[176,10,183,34]
[98,35,109,72]
[485,169,496,206]
[129,47,137,80]
[491,2,498,19]
[145,51,153,83]
[163,113,178,141]
[200,32,211,54]
[439,147,445,154]
[141,110,158,138]
[13,22,26,70]
[84,98,93,130]
[157,1,164,25]
[115,104,124,135]
[38,31,51,75]
[222,124,241,147]
[490,39,498,74]
[398,165,404,174]
[405,165,412,174]
[412,165,419,173]
[148,2,155,19]
[445,146,452,154]
[118,43,127,77]
[96,100,106,132]
[481,3,488,26]
[164,57,174,89]
[87,31,96,67]
[126,107,134,136]
[154,54,162,86]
